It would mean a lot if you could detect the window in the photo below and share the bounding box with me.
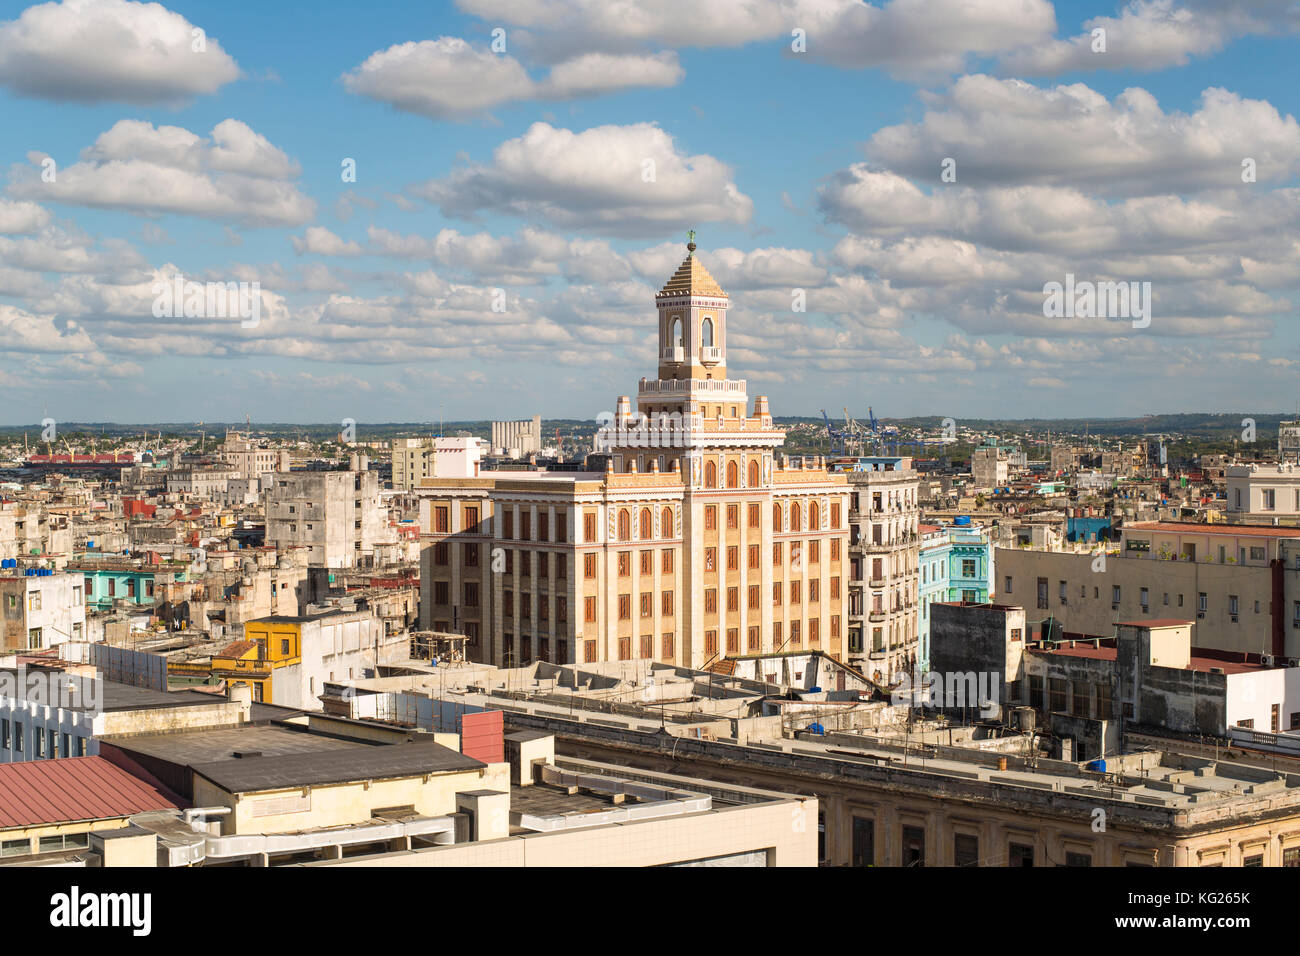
[748,544,760,569]
[902,825,925,867]
[617,510,630,541]
[662,549,674,574]
[726,461,738,488]
[584,640,597,663]
[1036,577,1048,610]
[434,506,449,532]
[954,834,979,867]
[705,589,717,613]
[0,839,28,858]
[618,637,631,661]
[963,560,976,578]
[749,461,760,487]
[463,582,479,607]
[584,553,597,577]
[640,508,653,539]
[790,581,801,604]
[640,593,652,618]
[705,506,717,531]
[726,628,738,653]
[726,504,738,529]
[747,626,760,652]
[727,587,738,612]
[1065,851,1092,867]
[727,546,738,570]
[618,594,631,620]
[705,548,716,572]
[618,552,631,577]
[1112,585,1121,606]
[705,461,717,488]
[772,582,782,606]
[852,817,875,867]
[1009,843,1034,867]
[772,504,782,533]
[662,591,674,616]
[584,512,597,542]
[1140,587,1149,610]
[662,633,675,659]
[584,597,596,623]
[640,550,653,575]
[1004,576,1012,594]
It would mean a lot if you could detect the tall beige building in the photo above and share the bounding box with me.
[419,241,852,668]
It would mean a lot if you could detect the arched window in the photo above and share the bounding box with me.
[726,461,738,488]
[670,316,683,348]
[617,509,630,541]
[661,506,673,537]
[809,501,820,530]
[704,461,717,488]
[701,317,714,347]
[790,502,802,532]
[772,504,782,533]
[640,508,652,539]
[748,460,760,487]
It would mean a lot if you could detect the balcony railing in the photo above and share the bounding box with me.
[660,346,685,363]
[700,346,722,364]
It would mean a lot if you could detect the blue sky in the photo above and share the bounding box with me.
[0,0,1298,426]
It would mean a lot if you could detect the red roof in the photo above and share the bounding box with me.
[1126,521,1300,538]
[0,756,186,829]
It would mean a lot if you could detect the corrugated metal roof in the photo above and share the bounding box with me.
[0,756,186,829]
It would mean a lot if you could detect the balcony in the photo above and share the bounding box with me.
[700,346,722,365]
[868,577,886,588]
[868,611,886,623]
[661,346,685,363]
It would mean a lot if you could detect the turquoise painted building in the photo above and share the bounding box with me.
[917,522,994,674]
[917,526,952,674]
[947,525,992,604]
[73,566,159,611]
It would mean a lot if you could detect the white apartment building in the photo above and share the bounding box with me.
[1226,463,1300,518]
[0,570,86,652]
[843,459,920,684]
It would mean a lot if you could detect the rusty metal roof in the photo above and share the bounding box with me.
[0,756,186,829]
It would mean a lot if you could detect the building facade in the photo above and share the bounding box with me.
[841,458,919,684]
[918,525,952,674]
[266,461,389,568]
[419,243,851,669]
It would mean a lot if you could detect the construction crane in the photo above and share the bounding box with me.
[820,410,850,456]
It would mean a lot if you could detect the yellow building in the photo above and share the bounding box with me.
[420,240,852,668]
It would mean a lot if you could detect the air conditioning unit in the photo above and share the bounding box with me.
[1262,655,1275,667]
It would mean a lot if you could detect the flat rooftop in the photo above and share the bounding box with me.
[1126,521,1300,538]
[0,668,235,713]
[106,724,372,764]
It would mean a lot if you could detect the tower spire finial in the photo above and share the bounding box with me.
[686,228,696,256]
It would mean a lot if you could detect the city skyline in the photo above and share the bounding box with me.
[0,0,1297,424]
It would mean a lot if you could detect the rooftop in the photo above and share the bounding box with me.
[0,756,186,830]
[1126,521,1300,538]
[656,251,726,298]
[191,741,485,794]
